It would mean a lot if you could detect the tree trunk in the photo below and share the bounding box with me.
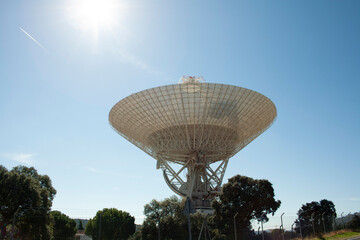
[0,221,7,240]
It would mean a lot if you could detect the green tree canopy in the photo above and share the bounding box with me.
[211,175,281,239]
[0,165,56,240]
[348,215,360,230]
[142,176,281,240]
[295,199,336,236]
[142,196,206,240]
[85,208,135,240]
[51,210,77,239]
[78,220,84,230]
[143,196,187,240]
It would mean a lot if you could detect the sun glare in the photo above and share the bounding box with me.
[67,0,120,33]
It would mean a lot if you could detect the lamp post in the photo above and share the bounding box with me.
[280,213,285,240]
[234,212,239,240]
[341,212,344,229]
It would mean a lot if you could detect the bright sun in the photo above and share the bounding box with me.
[67,0,120,33]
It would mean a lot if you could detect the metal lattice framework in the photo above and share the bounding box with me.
[109,77,276,208]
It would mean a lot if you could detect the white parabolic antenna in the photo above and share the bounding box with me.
[109,76,276,209]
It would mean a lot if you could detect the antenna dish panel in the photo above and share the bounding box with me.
[109,82,276,163]
[109,80,276,207]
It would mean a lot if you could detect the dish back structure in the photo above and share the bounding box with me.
[109,77,276,209]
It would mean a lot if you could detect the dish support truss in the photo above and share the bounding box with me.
[157,152,228,209]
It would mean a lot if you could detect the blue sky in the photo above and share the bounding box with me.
[1,0,359,229]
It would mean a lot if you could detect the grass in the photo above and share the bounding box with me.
[315,230,360,240]
[293,230,360,240]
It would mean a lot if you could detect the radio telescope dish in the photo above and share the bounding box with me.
[109,77,276,209]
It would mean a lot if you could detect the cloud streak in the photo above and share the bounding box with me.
[85,166,141,179]
[85,166,100,173]
[107,28,166,77]
[116,48,165,76]
[2,153,36,165]
[20,27,49,53]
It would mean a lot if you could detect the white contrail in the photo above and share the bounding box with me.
[107,27,167,77]
[19,27,49,53]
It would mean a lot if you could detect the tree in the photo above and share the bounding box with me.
[85,208,135,240]
[347,214,360,230]
[142,195,206,240]
[143,196,187,240]
[269,229,293,240]
[0,165,56,240]
[211,175,281,239]
[141,219,158,240]
[143,198,162,240]
[51,211,77,239]
[295,199,336,237]
[85,218,94,237]
[143,196,186,239]
[129,230,142,240]
[78,220,84,230]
